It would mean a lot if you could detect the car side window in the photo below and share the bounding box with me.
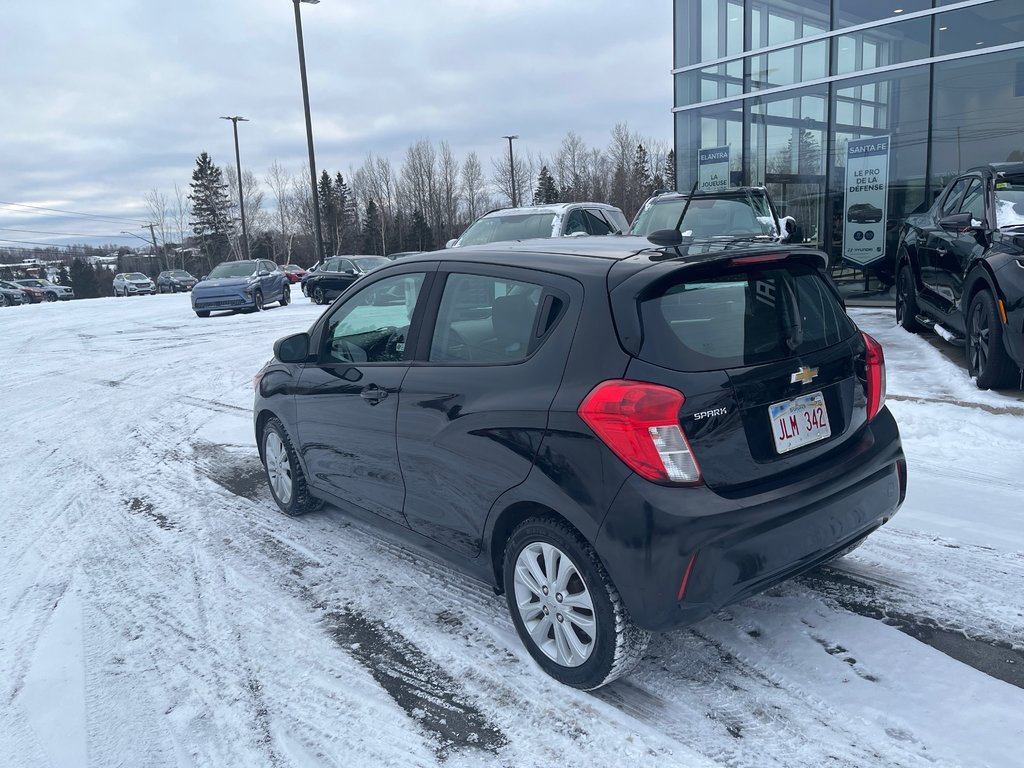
[429,273,544,363]
[321,273,425,365]
[583,209,615,235]
[338,259,355,273]
[958,179,985,223]
[940,178,970,217]
[564,210,588,235]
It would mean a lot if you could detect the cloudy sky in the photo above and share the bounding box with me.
[1,0,673,251]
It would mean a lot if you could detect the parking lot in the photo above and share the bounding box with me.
[1,295,1021,768]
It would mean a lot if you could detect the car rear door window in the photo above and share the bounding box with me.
[321,273,425,364]
[583,209,615,235]
[429,273,545,363]
[637,262,855,372]
[958,179,986,223]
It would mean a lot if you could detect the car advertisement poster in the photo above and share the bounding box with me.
[842,135,890,266]
[698,146,730,191]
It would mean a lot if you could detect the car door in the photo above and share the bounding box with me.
[294,266,433,523]
[396,265,580,557]
[943,178,991,327]
[256,260,281,300]
[918,176,971,313]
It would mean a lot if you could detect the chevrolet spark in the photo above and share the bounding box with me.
[254,237,906,689]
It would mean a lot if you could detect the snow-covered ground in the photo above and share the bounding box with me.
[1,295,1021,768]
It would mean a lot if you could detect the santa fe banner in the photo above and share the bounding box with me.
[698,146,730,191]
[842,136,890,266]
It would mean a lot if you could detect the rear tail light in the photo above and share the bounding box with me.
[863,332,886,420]
[578,380,701,484]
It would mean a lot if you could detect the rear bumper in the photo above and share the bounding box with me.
[594,409,905,631]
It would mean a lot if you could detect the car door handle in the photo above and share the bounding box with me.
[936,248,947,257]
[360,386,388,403]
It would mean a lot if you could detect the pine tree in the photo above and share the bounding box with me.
[335,172,359,254]
[69,257,99,299]
[630,143,653,218]
[188,152,232,268]
[93,264,114,297]
[411,209,433,251]
[57,264,71,287]
[534,166,559,204]
[361,200,382,254]
[318,171,337,256]
[663,149,676,190]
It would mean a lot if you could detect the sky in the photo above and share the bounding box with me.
[1,296,1022,767]
[0,0,674,252]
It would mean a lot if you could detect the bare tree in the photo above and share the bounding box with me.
[265,160,295,262]
[438,141,460,245]
[143,188,169,265]
[172,184,190,268]
[459,151,490,226]
[554,131,589,201]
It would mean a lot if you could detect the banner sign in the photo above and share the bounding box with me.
[698,146,730,192]
[842,136,890,266]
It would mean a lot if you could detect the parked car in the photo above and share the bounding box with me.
[279,264,307,284]
[303,255,391,305]
[1,279,35,303]
[630,187,801,244]
[156,270,198,293]
[0,281,26,306]
[113,272,156,296]
[191,259,290,317]
[447,202,629,249]
[253,237,905,689]
[897,162,1024,389]
[12,278,74,301]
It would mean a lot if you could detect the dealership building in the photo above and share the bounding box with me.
[672,0,1024,278]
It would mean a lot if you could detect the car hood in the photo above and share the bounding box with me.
[127,279,152,285]
[195,278,250,289]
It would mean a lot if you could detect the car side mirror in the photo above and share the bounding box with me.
[939,212,976,232]
[647,229,684,247]
[258,269,271,277]
[343,268,357,276]
[445,238,457,248]
[781,216,803,243]
[274,332,310,364]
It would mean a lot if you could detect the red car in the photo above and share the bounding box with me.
[0,278,46,303]
[279,264,307,284]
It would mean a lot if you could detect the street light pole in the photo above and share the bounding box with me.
[220,115,250,260]
[292,0,326,265]
[502,135,519,208]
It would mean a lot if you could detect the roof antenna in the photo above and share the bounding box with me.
[647,180,699,248]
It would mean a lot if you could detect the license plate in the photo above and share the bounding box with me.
[769,391,831,454]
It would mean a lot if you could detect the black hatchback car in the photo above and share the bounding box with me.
[254,237,905,689]
[897,163,1024,389]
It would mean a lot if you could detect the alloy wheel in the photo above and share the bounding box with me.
[969,300,989,377]
[513,541,597,667]
[263,430,293,505]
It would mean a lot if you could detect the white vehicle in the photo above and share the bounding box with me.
[112,272,156,296]
[447,202,629,248]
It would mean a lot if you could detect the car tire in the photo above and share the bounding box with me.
[253,290,264,312]
[195,310,210,318]
[279,285,290,307]
[503,517,649,690]
[45,293,57,302]
[1,295,9,307]
[895,264,924,333]
[261,417,322,517]
[313,286,326,305]
[967,290,1018,390]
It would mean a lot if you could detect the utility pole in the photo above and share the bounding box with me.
[146,223,161,270]
[502,135,519,208]
[220,115,251,259]
[292,0,326,265]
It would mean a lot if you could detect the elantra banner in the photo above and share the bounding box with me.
[698,146,730,191]
[842,136,890,266]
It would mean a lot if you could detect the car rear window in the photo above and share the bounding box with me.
[459,213,556,246]
[637,261,855,372]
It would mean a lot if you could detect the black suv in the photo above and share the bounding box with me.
[897,163,1024,389]
[254,236,905,689]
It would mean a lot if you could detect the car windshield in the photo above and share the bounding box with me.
[631,194,779,240]
[353,256,390,272]
[208,261,257,279]
[994,179,1024,228]
[126,273,148,280]
[169,270,192,278]
[17,279,47,287]
[458,212,557,246]
[281,264,302,272]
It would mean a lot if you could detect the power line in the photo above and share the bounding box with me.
[0,226,131,239]
[0,200,150,227]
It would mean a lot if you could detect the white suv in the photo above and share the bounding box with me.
[447,202,629,248]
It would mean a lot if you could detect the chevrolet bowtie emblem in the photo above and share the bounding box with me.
[790,366,819,385]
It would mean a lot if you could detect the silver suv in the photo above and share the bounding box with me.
[447,202,629,248]
[630,187,801,244]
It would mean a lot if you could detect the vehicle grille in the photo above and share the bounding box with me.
[195,298,246,308]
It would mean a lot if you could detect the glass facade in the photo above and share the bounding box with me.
[672,0,1024,281]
